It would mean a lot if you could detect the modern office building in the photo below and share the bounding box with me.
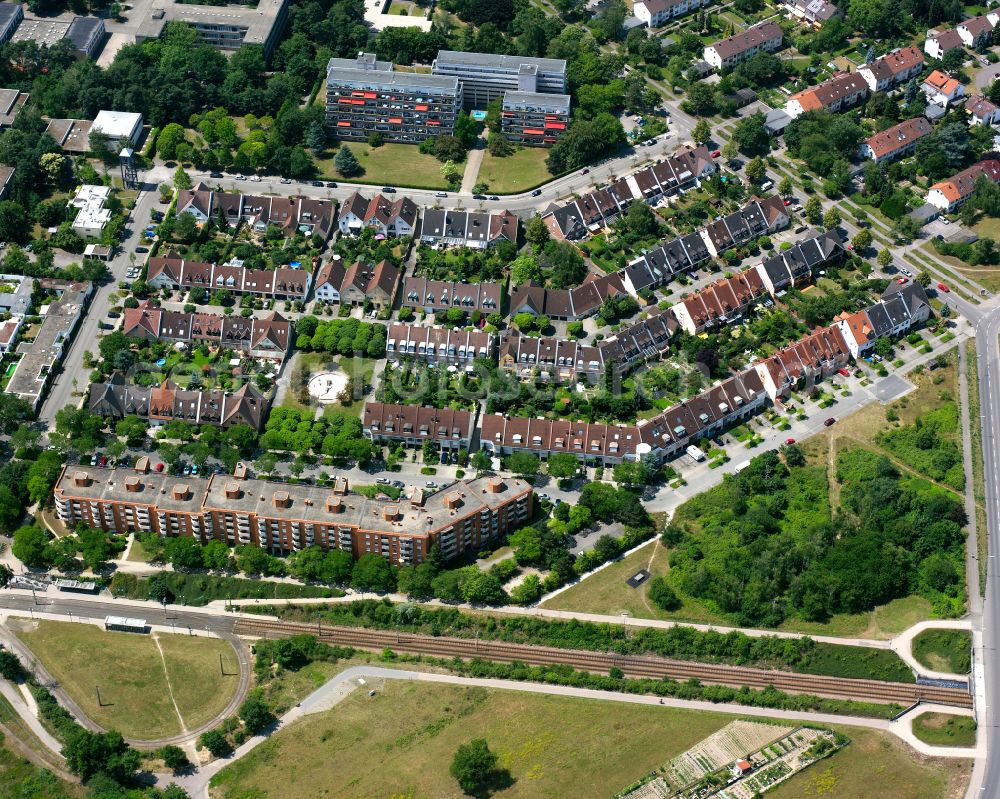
[325,53,462,143]
[432,50,567,108]
[11,14,105,58]
[500,91,570,146]
[136,0,289,58]
[53,464,532,564]
[0,3,23,45]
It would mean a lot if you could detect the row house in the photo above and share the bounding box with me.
[146,254,311,302]
[857,46,924,93]
[385,323,494,365]
[703,22,783,70]
[121,301,291,361]
[859,116,932,163]
[498,332,606,384]
[597,309,678,374]
[507,272,628,321]
[834,280,931,358]
[633,0,707,27]
[701,195,788,257]
[362,402,475,450]
[337,191,418,238]
[784,0,840,28]
[636,368,768,460]
[54,463,531,565]
[923,69,965,107]
[542,177,639,240]
[622,231,711,294]
[924,28,964,60]
[480,415,642,465]
[402,276,502,315]
[670,269,768,335]
[784,72,869,118]
[89,376,269,429]
[754,229,842,294]
[927,159,1000,211]
[957,13,999,48]
[753,325,850,400]
[420,208,519,249]
[967,95,1000,126]
[312,258,400,309]
[175,183,336,240]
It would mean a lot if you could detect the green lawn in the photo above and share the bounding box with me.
[769,727,970,799]
[211,681,729,799]
[0,731,83,799]
[912,713,977,748]
[317,142,450,189]
[912,629,972,674]
[13,620,240,740]
[477,146,554,194]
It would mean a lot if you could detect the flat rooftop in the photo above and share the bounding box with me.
[137,0,288,47]
[327,61,460,92]
[45,118,93,152]
[433,50,567,74]
[503,91,571,110]
[0,89,27,127]
[55,467,531,536]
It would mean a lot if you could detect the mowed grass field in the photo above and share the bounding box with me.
[211,682,729,799]
[477,147,553,194]
[317,142,451,189]
[912,629,972,674]
[544,351,962,640]
[211,683,971,799]
[13,620,239,740]
[912,713,977,748]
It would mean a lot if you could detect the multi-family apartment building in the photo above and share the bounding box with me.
[136,0,289,57]
[401,276,502,315]
[312,258,401,308]
[362,402,475,450]
[633,0,706,27]
[431,50,567,108]
[957,13,999,48]
[419,209,519,249]
[146,254,311,302]
[927,159,1000,211]
[967,95,1000,126]
[121,301,291,361]
[784,71,869,117]
[703,22,783,70]
[834,280,931,358]
[500,91,570,146]
[326,53,462,143]
[857,46,924,93]
[498,332,606,385]
[54,464,531,565]
[337,191,418,238]
[859,117,932,163]
[924,28,964,60]
[385,323,494,366]
[176,183,336,240]
[89,376,269,430]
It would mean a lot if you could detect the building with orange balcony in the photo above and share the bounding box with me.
[325,52,462,144]
[501,91,570,147]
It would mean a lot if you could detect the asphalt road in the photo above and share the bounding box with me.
[38,179,162,429]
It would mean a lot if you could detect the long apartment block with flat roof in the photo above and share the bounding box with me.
[54,464,532,564]
[137,0,289,57]
[432,50,567,108]
[326,53,462,143]
[501,91,570,146]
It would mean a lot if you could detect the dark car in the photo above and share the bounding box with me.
[326,182,338,188]
[310,181,323,187]
[823,417,835,427]
[135,246,149,253]
[107,311,120,318]
[473,193,486,200]
[531,189,542,197]
[488,195,499,200]
[209,172,224,178]
[382,186,396,193]
[439,451,448,464]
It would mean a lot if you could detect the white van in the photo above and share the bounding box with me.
[686,445,706,462]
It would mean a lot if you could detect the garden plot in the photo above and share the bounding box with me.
[721,728,834,799]
[665,720,793,788]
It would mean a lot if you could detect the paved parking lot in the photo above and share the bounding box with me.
[872,374,915,403]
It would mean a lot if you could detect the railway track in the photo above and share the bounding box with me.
[233,618,973,710]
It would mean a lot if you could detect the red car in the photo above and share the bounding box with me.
[155,462,164,472]
[896,277,907,284]
[846,244,854,251]
[98,455,108,467]
[710,150,721,157]
[937,282,950,292]
[837,368,849,377]
[783,199,791,206]
[785,437,796,445]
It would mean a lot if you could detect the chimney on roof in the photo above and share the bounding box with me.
[225,482,242,500]
[124,475,141,493]
[233,462,248,480]
[135,456,150,473]
[326,496,343,513]
[445,492,461,509]
[273,491,290,509]
[74,471,91,487]
[410,489,425,507]
[486,478,505,494]
[383,504,400,521]
[172,484,190,501]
